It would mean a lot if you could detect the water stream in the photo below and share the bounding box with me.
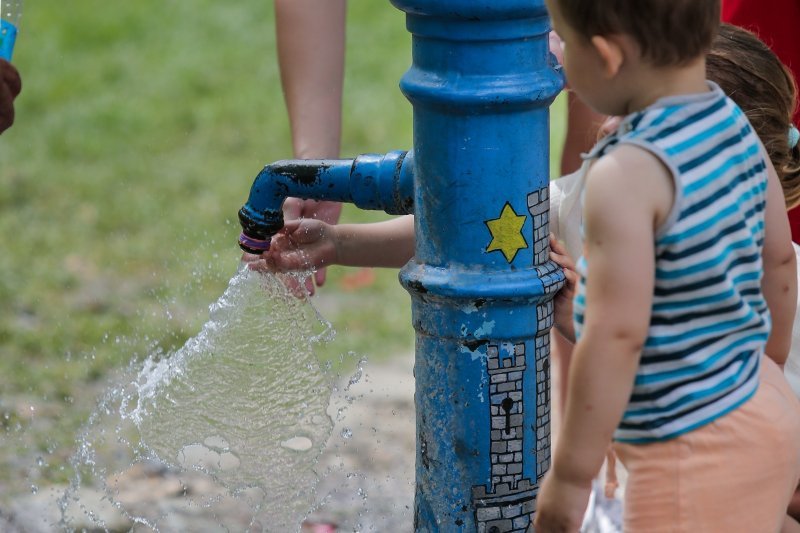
[124,265,334,498]
[1,262,415,532]
[57,266,347,531]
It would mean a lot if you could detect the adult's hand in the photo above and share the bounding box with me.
[0,59,21,134]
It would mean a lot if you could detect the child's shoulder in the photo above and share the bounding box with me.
[588,144,671,186]
[584,144,675,226]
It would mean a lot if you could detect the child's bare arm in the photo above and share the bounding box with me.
[555,147,669,481]
[761,156,797,367]
[334,215,415,267]
[244,215,415,272]
[536,146,672,530]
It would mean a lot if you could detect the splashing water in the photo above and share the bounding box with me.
[2,262,415,532]
[60,265,340,531]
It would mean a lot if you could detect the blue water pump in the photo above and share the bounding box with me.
[238,1,564,530]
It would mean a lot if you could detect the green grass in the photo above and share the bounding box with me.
[0,0,566,487]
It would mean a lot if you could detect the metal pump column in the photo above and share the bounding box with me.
[392,1,563,530]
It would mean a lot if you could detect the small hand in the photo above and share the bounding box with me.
[282,198,343,291]
[534,470,591,533]
[242,218,338,297]
[550,234,578,342]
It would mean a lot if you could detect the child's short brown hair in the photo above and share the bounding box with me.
[554,0,720,66]
[707,24,800,209]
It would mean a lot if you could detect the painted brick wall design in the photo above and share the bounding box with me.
[528,185,564,481]
[472,342,536,533]
[528,186,550,266]
[470,188,564,532]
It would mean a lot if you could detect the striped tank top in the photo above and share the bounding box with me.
[573,82,771,443]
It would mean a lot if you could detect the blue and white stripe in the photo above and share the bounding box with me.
[573,83,770,443]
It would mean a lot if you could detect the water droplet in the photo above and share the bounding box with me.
[280,436,313,452]
[346,366,364,391]
[203,435,230,450]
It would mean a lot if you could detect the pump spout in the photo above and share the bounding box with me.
[237,150,414,254]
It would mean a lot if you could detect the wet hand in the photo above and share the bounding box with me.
[282,198,343,290]
[242,219,337,297]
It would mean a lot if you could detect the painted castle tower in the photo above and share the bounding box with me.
[471,341,537,532]
[471,187,561,532]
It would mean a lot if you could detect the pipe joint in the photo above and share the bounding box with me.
[238,150,414,254]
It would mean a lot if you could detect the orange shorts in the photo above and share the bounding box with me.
[614,357,800,532]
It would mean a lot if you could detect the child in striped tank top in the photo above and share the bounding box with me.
[537,1,800,531]
[242,9,800,532]
[550,21,800,531]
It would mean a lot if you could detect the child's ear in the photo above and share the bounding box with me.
[590,35,624,78]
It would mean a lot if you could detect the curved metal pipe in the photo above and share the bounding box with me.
[237,150,414,254]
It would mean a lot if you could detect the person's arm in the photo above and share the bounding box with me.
[0,59,21,134]
[548,32,605,176]
[244,215,415,273]
[761,155,797,367]
[560,92,606,175]
[274,0,347,287]
[535,146,673,532]
[333,215,415,267]
[275,0,345,161]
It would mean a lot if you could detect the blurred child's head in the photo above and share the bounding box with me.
[546,0,719,115]
[551,0,719,67]
[707,23,800,209]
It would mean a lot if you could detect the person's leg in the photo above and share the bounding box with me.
[559,92,605,175]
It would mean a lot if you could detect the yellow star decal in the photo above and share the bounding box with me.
[485,202,528,263]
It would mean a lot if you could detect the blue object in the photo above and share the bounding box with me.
[393,1,563,530]
[0,20,17,61]
[237,0,563,529]
[238,151,414,252]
